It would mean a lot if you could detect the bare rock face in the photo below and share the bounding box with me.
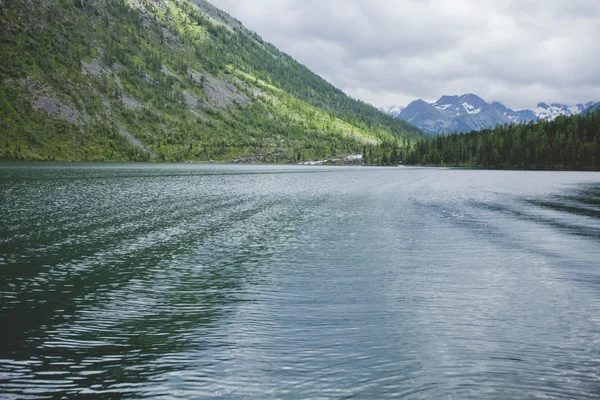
[183,91,199,108]
[32,95,94,126]
[32,96,83,125]
[189,70,249,109]
[188,0,243,30]
[81,59,110,77]
[121,95,144,111]
[118,125,156,157]
[205,75,250,108]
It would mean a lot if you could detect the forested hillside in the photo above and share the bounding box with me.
[0,0,422,162]
[407,110,600,170]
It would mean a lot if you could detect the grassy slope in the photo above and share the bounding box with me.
[0,0,423,163]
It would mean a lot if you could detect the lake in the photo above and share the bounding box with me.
[1,163,599,398]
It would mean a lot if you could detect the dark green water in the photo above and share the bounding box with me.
[1,163,600,399]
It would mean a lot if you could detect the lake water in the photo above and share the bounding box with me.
[1,163,600,399]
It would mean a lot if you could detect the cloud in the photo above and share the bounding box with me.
[208,0,600,109]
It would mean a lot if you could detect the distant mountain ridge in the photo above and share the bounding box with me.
[378,105,405,118]
[382,94,597,135]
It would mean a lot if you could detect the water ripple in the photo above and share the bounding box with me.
[1,165,600,398]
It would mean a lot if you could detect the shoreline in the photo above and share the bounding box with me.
[1,160,600,172]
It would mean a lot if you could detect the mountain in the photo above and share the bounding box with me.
[397,94,510,135]
[0,0,422,162]
[400,99,450,134]
[534,102,595,121]
[584,102,600,114]
[382,95,596,135]
[489,102,537,123]
[378,105,405,118]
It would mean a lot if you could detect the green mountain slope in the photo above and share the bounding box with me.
[0,0,422,162]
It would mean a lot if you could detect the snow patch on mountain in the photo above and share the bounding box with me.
[568,105,583,115]
[462,102,481,114]
[378,105,405,117]
[532,102,593,121]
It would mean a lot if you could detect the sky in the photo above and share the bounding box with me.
[208,0,599,111]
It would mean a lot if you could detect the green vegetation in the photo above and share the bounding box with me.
[408,111,600,170]
[0,0,422,163]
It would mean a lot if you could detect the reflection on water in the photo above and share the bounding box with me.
[1,164,600,398]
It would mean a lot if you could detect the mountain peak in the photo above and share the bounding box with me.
[460,93,486,104]
[435,95,459,105]
[405,99,431,108]
[490,101,508,112]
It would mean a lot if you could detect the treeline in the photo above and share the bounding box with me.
[407,111,600,170]
[361,143,409,166]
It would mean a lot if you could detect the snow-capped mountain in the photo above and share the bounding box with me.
[378,105,405,118]
[432,94,488,115]
[586,102,600,114]
[534,102,596,121]
[381,95,597,135]
[489,102,537,123]
[391,94,511,134]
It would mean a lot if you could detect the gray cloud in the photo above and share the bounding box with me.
[208,0,600,110]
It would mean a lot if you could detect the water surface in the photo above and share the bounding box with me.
[1,163,600,398]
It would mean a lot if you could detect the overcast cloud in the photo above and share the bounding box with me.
[209,0,600,110]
